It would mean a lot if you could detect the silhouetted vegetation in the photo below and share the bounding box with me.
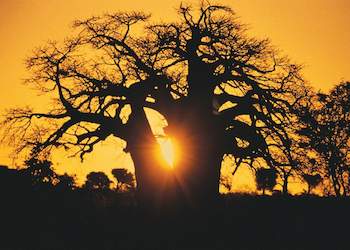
[295,81,350,196]
[112,168,135,191]
[0,2,350,249]
[83,171,112,191]
[1,163,350,250]
[2,1,307,207]
[255,168,277,195]
[302,173,322,195]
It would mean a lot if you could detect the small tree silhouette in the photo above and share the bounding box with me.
[22,157,57,189]
[302,174,322,195]
[255,168,277,195]
[83,171,111,191]
[111,168,135,191]
[56,173,76,191]
[296,81,350,196]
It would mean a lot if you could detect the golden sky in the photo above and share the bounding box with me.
[0,0,349,191]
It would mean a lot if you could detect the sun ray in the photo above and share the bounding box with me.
[159,138,175,168]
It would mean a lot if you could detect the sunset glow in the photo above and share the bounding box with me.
[159,138,175,168]
[0,2,349,247]
[0,0,349,194]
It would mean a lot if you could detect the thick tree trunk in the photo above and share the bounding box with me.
[162,56,224,207]
[125,46,225,209]
[126,104,177,209]
[126,102,223,209]
[168,116,223,207]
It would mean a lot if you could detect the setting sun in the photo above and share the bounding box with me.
[159,138,175,167]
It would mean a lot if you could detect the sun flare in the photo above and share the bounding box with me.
[159,138,175,167]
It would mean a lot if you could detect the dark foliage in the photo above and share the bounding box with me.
[56,173,76,191]
[112,168,135,191]
[302,173,322,194]
[295,81,350,196]
[22,157,57,189]
[83,171,112,191]
[0,163,350,250]
[255,168,277,194]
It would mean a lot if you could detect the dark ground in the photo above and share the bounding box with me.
[1,186,349,250]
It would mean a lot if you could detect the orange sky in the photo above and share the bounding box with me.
[0,0,349,192]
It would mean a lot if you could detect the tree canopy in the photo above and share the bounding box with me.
[112,168,135,191]
[83,171,111,191]
[296,82,350,196]
[255,168,277,195]
[2,2,307,204]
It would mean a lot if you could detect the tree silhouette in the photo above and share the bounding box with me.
[83,171,111,191]
[255,168,277,195]
[302,173,322,195]
[56,173,76,191]
[2,2,306,206]
[296,82,350,196]
[21,157,57,189]
[111,168,135,191]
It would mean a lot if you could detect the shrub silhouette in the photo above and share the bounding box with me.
[112,168,135,191]
[83,171,111,191]
[56,173,76,191]
[255,168,277,195]
[302,173,322,195]
[21,157,57,189]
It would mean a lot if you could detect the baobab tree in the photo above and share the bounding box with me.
[2,3,305,206]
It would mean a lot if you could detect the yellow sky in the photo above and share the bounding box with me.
[0,0,349,191]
